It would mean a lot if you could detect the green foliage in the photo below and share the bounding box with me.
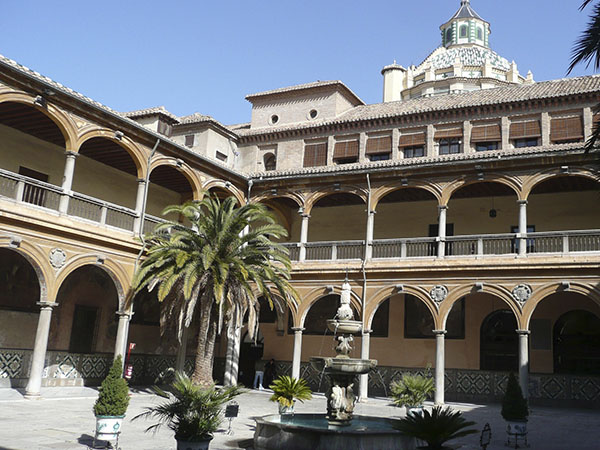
[131,194,298,384]
[390,373,435,408]
[394,406,478,450]
[269,376,312,408]
[133,372,242,442]
[501,373,529,422]
[93,356,130,417]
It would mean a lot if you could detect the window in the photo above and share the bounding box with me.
[333,139,358,164]
[480,310,518,371]
[215,151,228,162]
[270,114,279,125]
[365,135,392,160]
[475,142,499,152]
[460,25,467,38]
[477,27,483,40]
[185,134,195,147]
[157,120,172,137]
[309,109,318,119]
[303,142,328,167]
[550,116,583,143]
[446,28,453,44]
[369,153,390,161]
[513,137,539,148]
[263,153,276,171]
[335,157,358,165]
[404,295,464,339]
[403,146,425,158]
[438,138,461,154]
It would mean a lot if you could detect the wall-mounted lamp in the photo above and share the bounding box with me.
[114,131,124,140]
[33,95,46,108]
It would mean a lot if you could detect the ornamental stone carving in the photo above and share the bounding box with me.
[429,285,448,303]
[49,248,67,269]
[512,284,532,306]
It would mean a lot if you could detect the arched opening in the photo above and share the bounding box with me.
[263,153,276,171]
[52,265,119,354]
[258,197,301,242]
[528,176,599,238]
[447,181,518,254]
[207,186,240,204]
[128,288,164,355]
[480,310,518,371]
[554,310,600,375]
[145,165,195,230]
[302,294,360,336]
[374,188,439,257]
[0,102,67,209]
[72,138,140,225]
[0,248,41,350]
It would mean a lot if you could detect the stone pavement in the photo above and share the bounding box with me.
[0,386,599,450]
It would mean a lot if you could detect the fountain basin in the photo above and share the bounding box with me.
[327,319,362,334]
[310,356,377,374]
[254,414,416,450]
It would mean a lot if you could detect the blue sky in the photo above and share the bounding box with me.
[2,1,596,125]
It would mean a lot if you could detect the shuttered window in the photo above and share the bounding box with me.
[398,132,426,147]
[435,127,463,139]
[510,120,541,139]
[185,134,195,147]
[550,117,583,142]
[333,140,359,159]
[365,136,392,155]
[303,142,328,167]
[471,124,501,143]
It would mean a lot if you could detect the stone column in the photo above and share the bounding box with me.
[291,327,304,379]
[365,210,375,260]
[517,329,530,399]
[133,179,147,233]
[517,200,528,256]
[175,325,190,374]
[25,302,57,399]
[58,151,78,214]
[437,205,448,257]
[359,329,372,401]
[299,212,310,262]
[114,311,132,360]
[224,327,241,386]
[433,330,446,405]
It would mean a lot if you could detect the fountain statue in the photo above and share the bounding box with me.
[253,280,416,450]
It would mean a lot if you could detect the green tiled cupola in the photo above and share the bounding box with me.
[440,0,490,48]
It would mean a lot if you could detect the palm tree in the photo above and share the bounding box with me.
[132,194,297,386]
[569,0,600,151]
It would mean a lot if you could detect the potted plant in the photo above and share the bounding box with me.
[93,355,130,442]
[269,375,312,415]
[501,373,529,444]
[133,372,241,450]
[390,372,435,417]
[394,405,477,450]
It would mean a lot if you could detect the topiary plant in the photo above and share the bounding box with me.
[501,372,529,422]
[394,406,478,450]
[390,373,435,408]
[94,355,130,417]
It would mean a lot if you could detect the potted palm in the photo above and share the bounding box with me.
[390,373,435,417]
[269,375,312,415]
[133,372,242,450]
[394,406,477,450]
[501,373,529,444]
[93,355,130,442]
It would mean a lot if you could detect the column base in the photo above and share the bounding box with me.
[24,391,42,400]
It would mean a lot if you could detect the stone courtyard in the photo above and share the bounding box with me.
[0,387,599,450]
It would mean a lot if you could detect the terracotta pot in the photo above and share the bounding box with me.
[176,436,213,450]
[95,415,125,441]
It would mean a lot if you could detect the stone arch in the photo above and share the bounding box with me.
[149,156,203,200]
[371,182,442,210]
[202,179,246,205]
[298,285,363,328]
[521,282,600,330]
[439,284,519,330]
[0,238,52,303]
[53,254,130,311]
[441,175,522,206]
[252,289,296,334]
[0,91,78,151]
[365,284,437,330]
[75,128,147,179]
[522,168,600,200]
[304,187,367,215]
[252,192,305,210]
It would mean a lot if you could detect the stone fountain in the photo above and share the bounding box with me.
[309,278,377,426]
[253,280,416,450]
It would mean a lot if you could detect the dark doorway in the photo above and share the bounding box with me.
[480,310,518,371]
[554,310,600,375]
[238,330,264,388]
[69,305,98,353]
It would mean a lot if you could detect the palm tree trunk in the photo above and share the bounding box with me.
[192,297,214,386]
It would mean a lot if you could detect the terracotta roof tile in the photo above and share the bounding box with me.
[246,80,364,105]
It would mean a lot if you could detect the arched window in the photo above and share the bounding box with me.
[554,310,600,375]
[460,25,468,38]
[480,310,518,371]
[446,28,453,44]
[476,27,483,40]
[264,153,276,171]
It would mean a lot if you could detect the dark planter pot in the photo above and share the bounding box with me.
[176,436,213,450]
